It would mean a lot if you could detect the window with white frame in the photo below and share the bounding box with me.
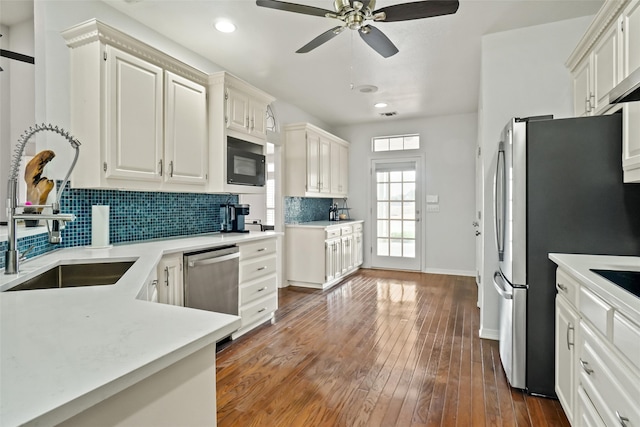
[372,134,420,152]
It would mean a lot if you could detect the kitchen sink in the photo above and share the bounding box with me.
[6,261,135,291]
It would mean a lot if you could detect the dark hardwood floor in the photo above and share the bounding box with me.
[216,269,568,427]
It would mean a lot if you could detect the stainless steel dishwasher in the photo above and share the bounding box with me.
[183,245,239,315]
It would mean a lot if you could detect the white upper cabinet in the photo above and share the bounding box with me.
[224,77,271,140]
[207,72,275,194]
[62,19,209,192]
[567,0,640,183]
[105,46,164,183]
[284,123,350,198]
[164,71,208,185]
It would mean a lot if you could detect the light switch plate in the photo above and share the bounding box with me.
[426,194,439,204]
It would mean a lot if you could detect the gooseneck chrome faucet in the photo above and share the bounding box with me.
[4,124,81,275]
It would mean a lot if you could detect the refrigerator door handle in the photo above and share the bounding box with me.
[494,146,506,261]
[493,271,513,300]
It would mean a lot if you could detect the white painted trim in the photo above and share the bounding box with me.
[479,327,500,341]
[422,268,476,277]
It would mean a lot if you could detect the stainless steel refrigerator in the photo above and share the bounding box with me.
[492,113,640,397]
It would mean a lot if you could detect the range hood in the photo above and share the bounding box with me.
[610,67,640,104]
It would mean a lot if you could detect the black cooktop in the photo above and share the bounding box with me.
[590,269,640,299]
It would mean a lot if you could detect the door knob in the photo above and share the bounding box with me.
[472,221,479,227]
[475,231,481,236]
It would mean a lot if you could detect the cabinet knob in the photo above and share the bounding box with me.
[579,359,594,375]
[615,411,630,427]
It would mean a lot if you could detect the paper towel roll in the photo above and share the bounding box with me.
[91,205,110,248]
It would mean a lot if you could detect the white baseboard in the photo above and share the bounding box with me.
[479,327,500,341]
[422,268,476,277]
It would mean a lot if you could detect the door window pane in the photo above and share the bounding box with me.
[378,221,389,238]
[377,202,389,219]
[390,239,403,256]
[403,221,415,239]
[390,202,402,219]
[390,183,403,200]
[403,240,416,258]
[377,183,389,200]
[390,220,402,238]
[403,202,415,219]
[377,238,389,256]
[404,183,415,200]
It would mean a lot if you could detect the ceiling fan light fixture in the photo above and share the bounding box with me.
[374,102,388,108]
[214,20,236,33]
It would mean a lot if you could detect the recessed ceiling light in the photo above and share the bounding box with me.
[215,20,236,33]
[353,84,378,93]
[374,102,388,108]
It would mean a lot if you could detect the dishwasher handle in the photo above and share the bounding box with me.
[188,252,239,268]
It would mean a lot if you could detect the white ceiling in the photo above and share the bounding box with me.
[2,0,604,127]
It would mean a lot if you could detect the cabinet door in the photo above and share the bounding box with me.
[249,99,267,138]
[320,137,331,193]
[338,143,349,195]
[354,232,363,267]
[592,24,619,114]
[573,56,592,117]
[621,0,640,78]
[306,131,321,192]
[157,255,184,306]
[330,141,341,195]
[226,86,249,133]
[164,71,208,186]
[623,103,640,182]
[105,45,163,182]
[556,296,578,424]
[325,240,336,282]
[341,235,353,274]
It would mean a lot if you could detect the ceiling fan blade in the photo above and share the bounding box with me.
[256,0,334,18]
[296,26,345,53]
[374,0,459,22]
[359,25,398,58]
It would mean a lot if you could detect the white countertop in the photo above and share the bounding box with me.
[285,219,363,228]
[0,231,278,427]
[549,253,640,324]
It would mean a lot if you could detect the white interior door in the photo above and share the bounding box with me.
[370,159,421,271]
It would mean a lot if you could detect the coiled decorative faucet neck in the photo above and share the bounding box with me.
[4,123,81,275]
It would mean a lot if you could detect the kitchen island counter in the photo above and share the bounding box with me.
[285,219,363,228]
[0,231,278,427]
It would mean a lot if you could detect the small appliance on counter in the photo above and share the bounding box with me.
[220,203,250,233]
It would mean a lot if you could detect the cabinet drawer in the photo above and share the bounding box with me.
[326,228,341,239]
[340,225,353,235]
[353,223,363,233]
[577,386,606,427]
[556,268,579,308]
[580,286,612,337]
[240,294,277,327]
[240,275,277,306]
[613,311,640,371]
[239,238,276,261]
[240,255,276,283]
[579,322,640,427]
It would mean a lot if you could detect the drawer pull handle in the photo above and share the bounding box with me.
[579,359,594,375]
[615,411,629,427]
[557,283,567,292]
[257,266,267,271]
[257,287,268,292]
[566,323,574,350]
[257,248,266,252]
[258,308,266,313]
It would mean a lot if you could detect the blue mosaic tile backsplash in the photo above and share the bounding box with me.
[284,197,333,223]
[0,182,237,269]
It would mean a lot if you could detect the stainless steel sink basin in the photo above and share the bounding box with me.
[6,262,135,291]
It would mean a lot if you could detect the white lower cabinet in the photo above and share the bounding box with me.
[232,237,278,339]
[157,254,184,306]
[554,266,640,426]
[286,221,363,290]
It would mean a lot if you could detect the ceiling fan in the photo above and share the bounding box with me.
[256,0,459,58]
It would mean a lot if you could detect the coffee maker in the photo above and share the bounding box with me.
[220,203,250,233]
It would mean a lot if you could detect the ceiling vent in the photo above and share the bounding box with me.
[380,111,397,117]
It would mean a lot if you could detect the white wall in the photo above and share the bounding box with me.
[477,16,593,339]
[335,112,477,276]
[0,18,35,223]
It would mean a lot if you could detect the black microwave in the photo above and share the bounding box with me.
[227,137,266,187]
